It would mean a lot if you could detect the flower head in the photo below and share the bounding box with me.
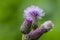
[24,5,45,29]
[20,17,33,34]
[41,20,54,31]
[24,5,45,19]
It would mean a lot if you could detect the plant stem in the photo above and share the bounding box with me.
[22,34,26,40]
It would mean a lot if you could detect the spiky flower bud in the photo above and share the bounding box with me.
[25,20,54,40]
[20,17,33,34]
[41,20,54,31]
[24,5,45,29]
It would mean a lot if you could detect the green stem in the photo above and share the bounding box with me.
[22,34,26,40]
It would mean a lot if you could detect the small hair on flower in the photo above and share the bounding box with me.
[24,5,45,19]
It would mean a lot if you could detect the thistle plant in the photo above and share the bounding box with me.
[20,5,54,40]
[24,5,45,29]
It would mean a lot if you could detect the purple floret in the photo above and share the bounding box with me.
[24,5,45,19]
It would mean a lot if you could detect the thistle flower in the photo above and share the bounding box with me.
[24,5,45,18]
[25,20,54,40]
[41,20,54,31]
[24,5,45,29]
[20,17,33,34]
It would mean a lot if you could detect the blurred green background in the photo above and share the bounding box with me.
[0,0,60,40]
